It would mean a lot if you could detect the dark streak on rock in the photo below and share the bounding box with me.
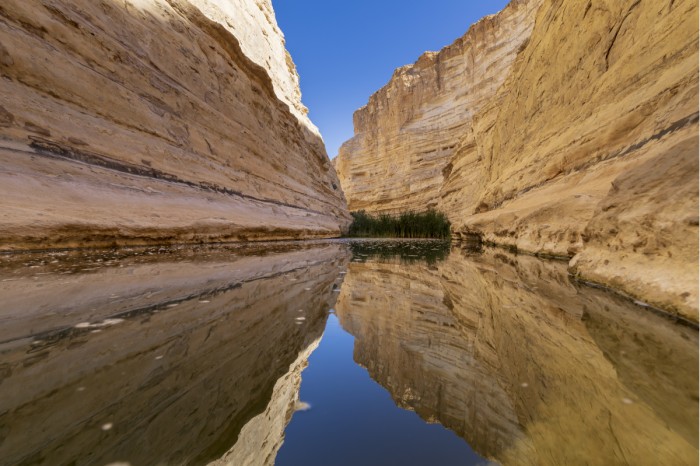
[27,136,331,216]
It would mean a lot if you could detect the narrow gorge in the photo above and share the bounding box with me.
[0,1,697,463]
[334,0,699,322]
[0,0,349,251]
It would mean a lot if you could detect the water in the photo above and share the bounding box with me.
[274,315,484,466]
[0,240,696,465]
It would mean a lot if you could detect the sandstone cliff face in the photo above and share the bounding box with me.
[334,0,542,213]
[335,250,698,465]
[335,0,698,321]
[0,0,349,250]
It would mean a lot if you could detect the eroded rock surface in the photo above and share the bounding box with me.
[334,0,541,213]
[0,0,349,250]
[335,0,698,321]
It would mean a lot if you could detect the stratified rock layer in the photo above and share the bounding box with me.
[335,0,698,321]
[0,0,349,250]
[334,0,542,213]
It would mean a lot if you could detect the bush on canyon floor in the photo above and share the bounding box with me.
[348,210,451,239]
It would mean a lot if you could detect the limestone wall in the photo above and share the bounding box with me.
[0,0,350,250]
[335,0,699,320]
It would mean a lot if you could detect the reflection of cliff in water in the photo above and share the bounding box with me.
[335,247,698,466]
[0,243,348,466]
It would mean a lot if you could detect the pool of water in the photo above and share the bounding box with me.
[0,240,696,465]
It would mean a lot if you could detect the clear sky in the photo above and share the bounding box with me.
[271,1,511,158]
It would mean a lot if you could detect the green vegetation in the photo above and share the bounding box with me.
[347,210,451,239]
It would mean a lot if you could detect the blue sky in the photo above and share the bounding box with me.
[271,1,510,158]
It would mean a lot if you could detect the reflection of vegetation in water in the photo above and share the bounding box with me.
[348,240,451,264]
[348,210,451,239]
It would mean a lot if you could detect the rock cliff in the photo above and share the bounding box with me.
[0,0,349,251]
[335,0,698,321]
[334,0,542,213]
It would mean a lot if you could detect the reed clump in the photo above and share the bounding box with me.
[348,210,451,239]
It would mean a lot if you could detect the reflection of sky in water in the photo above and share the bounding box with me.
[276,314,486,466]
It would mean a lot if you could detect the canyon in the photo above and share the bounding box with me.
[2,0,695,321]
[0,0,349,251]
[0,1,697,463]
[334,0,699,322]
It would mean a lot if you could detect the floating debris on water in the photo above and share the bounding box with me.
[102,319,124,326]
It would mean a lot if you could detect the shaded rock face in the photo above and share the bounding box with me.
[334,0,698,321]
[335,249,698,466]
[0,242,349,465]
[334,0,542,213]
[0,0,349,251]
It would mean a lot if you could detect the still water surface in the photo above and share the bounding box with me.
[0,240,696,465]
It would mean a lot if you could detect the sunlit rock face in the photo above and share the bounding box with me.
[333,0,542,214]
[0,243,348,465]
[0,0,349,251]
[335,249,698,465]
[444,0,698,321]
[335,0,698,321]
